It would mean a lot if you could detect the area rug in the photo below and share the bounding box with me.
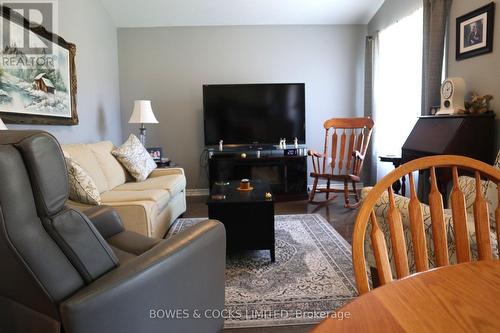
[166,214,358,328]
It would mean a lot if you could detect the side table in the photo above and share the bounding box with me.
[379,155,406,196]
[156,160,178,168]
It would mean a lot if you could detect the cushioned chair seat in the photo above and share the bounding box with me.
[108,230,163,264]
[114,175,186,197]
[107,231,162,256]
[110,245,136,264]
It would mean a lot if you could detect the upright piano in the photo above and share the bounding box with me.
[402,113,496,164]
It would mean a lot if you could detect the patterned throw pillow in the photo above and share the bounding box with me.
[111,134,157,182]
[65,157,102,205]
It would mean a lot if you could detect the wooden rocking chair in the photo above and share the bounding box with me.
[308,117,374,208]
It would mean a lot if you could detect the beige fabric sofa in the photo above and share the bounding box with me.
[62,141,186,238]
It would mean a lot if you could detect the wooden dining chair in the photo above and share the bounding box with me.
[308,117,374,208]
[353,155,500,295]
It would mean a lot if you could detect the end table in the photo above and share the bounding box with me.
[379,155,406,196]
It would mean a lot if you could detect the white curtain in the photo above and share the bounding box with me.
[372,8,423,181]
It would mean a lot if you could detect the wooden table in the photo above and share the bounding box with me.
[311,260,500,332]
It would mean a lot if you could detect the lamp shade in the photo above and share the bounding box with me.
[0,118,7,130]
[128,100,159,124]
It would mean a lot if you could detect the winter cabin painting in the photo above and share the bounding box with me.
[33,73,56,94]
[0,6,78,125]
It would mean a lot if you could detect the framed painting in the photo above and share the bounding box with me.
[0,5,77,125]
[456,2,495,61]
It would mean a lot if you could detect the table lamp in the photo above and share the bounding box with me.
[0,118,7,130]
[128,100,158,146]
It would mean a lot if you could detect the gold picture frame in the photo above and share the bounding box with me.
[0,5,78,125]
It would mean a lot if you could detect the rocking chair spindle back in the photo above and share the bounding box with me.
[308,117,374,208]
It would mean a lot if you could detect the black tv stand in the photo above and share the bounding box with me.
[207,146,308,201]
[206,144,276,151]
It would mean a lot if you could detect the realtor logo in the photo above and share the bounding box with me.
[1,1,57,54]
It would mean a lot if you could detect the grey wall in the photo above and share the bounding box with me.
[368,0,422,34]
[117,25,366,189]
[447,0,500,150]
[7,0,122,144]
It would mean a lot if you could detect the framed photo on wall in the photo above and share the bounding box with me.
[456,2,495,61]
[0,5,78,125]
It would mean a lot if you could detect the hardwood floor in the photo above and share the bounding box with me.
[184,194,358,333]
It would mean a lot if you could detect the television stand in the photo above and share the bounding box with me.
[207,146,308,201]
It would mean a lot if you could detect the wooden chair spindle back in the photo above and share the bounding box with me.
[353,155,500,295]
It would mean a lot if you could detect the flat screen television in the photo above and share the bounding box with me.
[203,83,305,146]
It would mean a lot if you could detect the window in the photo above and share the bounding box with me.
[373,7,423,180]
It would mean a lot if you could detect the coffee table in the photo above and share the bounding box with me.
[207,179,275,261]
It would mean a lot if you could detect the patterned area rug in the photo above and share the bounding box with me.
[166,214,357,328]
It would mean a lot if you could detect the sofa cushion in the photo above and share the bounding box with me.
[89,141,129,190]
[113,174,186,197]
[101,189,170,208]
[65,157,101,205]
[111,134,157,182]
[62,144,109,193]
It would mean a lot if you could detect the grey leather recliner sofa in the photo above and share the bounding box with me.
[0,130,226,333]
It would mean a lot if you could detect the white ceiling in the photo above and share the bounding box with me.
[101,0,384,28]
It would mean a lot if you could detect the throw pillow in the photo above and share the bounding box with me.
[111,134,156,182]
[65,157,102,205]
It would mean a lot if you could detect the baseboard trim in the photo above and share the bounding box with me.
[186,188,209,196]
